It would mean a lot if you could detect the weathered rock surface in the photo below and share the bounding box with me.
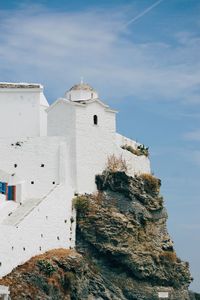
[0,171,196,300]
[76,171,192,299]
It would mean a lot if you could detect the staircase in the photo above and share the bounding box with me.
[2,185,59,227]
[2,198,42,226]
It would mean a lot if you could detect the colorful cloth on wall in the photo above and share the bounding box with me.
[0,182,6,195]
[7,186,16,201]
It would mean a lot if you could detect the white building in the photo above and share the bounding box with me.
[0,81,150,278]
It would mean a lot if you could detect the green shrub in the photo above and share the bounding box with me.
[73,195,90,215]
[37,260,56,276]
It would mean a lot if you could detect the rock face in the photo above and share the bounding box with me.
[76,171,192,299]
[0,171,194,299]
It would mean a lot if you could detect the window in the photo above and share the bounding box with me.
[93,115,98,125]
[31,181,34,184]
[41,164,44,167]
[91,92,93,99]
[14,164,17,168]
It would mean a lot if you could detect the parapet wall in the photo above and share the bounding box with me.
[75,131,151,194]
[116,132,139,149]
[115,133,151,176]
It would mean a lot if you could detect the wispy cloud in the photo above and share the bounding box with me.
[0,5,199,103]
[183,130,200,141]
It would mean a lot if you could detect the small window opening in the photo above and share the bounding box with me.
[91,92,93,99]
[57,236,60,240]
[93,115,98,125]
[41,164,44,167]
[31,181,34,184]
[23,247,26,251]
[14,164,17,168]
[52,181,55,185]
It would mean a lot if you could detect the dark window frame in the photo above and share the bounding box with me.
[93,115,98,125]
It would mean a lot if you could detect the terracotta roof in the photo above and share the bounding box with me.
[69,83,95,92]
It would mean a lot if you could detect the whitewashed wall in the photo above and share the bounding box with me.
[115,146,151,176]
[0,201,18,222]
[47,99,75,138]
[0,183,74,278]
[116,133,139,149]
[0,87,151,278]
[47,100,77,189]
[74,101,150,193]
[40,105,48,136]
[65,89,98,101]
[0,137,68,199]
[0,87,48,137]
[47,99,150,194]
[75,101,117,193]
[115,133,151,176]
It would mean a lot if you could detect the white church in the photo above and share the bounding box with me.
[0,81,150,278]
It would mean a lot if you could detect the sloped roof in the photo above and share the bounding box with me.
[40,93,49,107]
[46,97,117,113]
[69,83,95,92]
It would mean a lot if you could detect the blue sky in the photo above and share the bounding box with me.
[0,0,200,292]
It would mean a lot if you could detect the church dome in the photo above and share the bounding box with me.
[64,82,98,102]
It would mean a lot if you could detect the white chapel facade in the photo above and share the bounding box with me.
[0,81,150,278]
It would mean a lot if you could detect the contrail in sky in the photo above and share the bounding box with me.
[124,0,165,27]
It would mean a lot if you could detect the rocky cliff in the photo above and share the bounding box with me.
[0,171,195,299]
